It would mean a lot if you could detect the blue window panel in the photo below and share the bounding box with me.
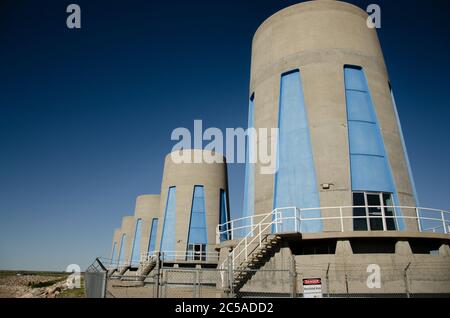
[345,66,405,230]
[348,121,385,156]
[350,155,395,192]
[188,228,206,243]
[160,187,176,259]
[219,189,230,241]
[111,242,117,267]
[346,90,376,123]
[118,234,126,265]
[190,212,207,228]
[273,70,322,233]
[344,66,368,91]
[242,96,255,237]
[192,198,204,213]
[147,218,158,254]
[130,219,142,264]
[187,186,208,245]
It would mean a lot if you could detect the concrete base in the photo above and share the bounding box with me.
[218,234,450,296]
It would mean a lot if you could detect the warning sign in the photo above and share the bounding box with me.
[303,278,323,298]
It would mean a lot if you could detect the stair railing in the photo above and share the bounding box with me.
[221,207,300,271]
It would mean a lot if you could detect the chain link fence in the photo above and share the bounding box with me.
[86,256,450,298]
[84,258,107,298]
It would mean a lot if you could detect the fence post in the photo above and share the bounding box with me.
[156,252,161,298]
[404,262,411,298]
[102,271,107,298]
[195,270,200,298]
[290,255,297,298]
[325,263,330,298]
[345,273,349,298]
[442,211,447,234]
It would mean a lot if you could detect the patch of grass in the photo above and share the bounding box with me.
[57,287,85,298]
[57,278,85,298]
[0,270,68,278]
[28,278,66,289]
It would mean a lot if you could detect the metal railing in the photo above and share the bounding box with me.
[219,208,284,271]
[103,250,220,271]
[141,251,220,263]
[218,206,450,272]
[216,206,450,243]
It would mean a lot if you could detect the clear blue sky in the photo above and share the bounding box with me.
[0,0,449,271]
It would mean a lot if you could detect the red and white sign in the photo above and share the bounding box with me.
[303,278,322,298]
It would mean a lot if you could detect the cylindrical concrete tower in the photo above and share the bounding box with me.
[111,228,121,266]
[215,2,449,297]
[118,216,135,265]
[134,195,161,257]
[110,195,160,268]
[131,195,161,264]
[154,149,230,264]
[244,0,418,233]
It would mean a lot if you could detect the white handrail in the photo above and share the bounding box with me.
[216,206,450,243]
[141,251,219,262]
[219,205,449,287]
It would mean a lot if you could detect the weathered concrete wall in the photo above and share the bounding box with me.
[249,0,417,230]
[220,238,450,296]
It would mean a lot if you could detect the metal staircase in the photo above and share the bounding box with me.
[232,234,282,291]
[221,207,295,294]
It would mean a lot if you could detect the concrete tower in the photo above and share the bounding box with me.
[110,195,160,268]
[131,195,161,264]
[244,0,418,233]
[217,0,450,296]
[155,149,230,264]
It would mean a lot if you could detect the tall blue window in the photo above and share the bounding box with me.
[344,65,405,231]
[242,95,255,237]
[111,242,117,267]
[118,233,126,265]
[273,70,321,233]
[219,189,230,241]
[147,218,158,254]
[160,187,176,259]
[130,219,142,265]
[187,186,208,245]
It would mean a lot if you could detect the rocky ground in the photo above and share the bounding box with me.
[0,273,81,298]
